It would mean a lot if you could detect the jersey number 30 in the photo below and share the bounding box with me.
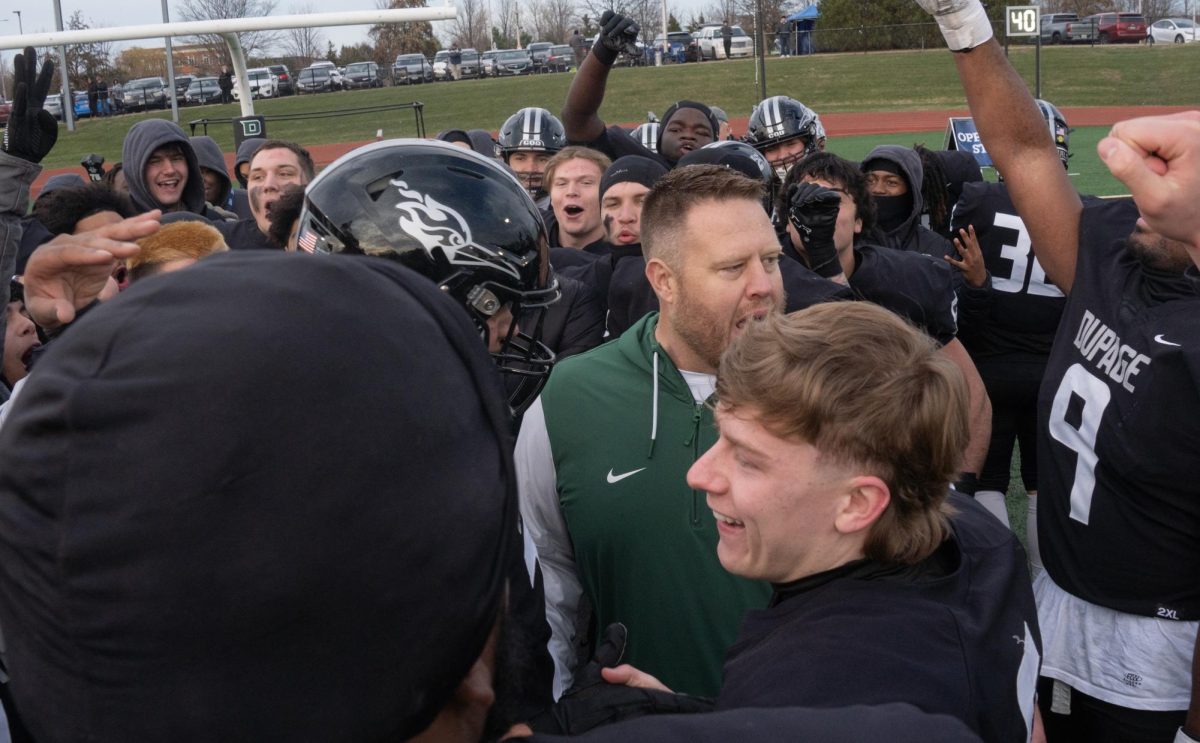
[1048,363,1111,524]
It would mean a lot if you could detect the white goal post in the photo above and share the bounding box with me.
[0,6,458,118]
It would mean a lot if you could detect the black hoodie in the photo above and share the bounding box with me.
[861,145,953,259]
[121,119,210,216]
[0,252,520,741]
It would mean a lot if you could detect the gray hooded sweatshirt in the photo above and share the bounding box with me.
[189,135,233,208]
[861,144,952,259]
[121,120,209,215]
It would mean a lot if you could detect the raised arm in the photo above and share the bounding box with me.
[561,11,639,143]
[1,47,60,362]
[913,0,1082,292]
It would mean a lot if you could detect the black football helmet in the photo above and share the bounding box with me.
[694,139,779,214]
[1035,99,1071,169]
[499,107,567,196]
[746,96,821,178]
[297,139,560,414]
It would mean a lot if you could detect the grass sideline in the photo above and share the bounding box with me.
[41,43,1199,171]
[833,125,1125,196]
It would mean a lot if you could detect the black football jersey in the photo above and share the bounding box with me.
[849,244,959,345]
[950,182,1072,359]
[1037,202,1200,619]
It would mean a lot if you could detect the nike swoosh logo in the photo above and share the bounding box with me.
[1154,334,1182,347]
[606,467,647,484]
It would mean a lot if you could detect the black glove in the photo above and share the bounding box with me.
[2,47,58,165]
[527,624,715,734]
[592,10,640,66]
[787,182,843,278]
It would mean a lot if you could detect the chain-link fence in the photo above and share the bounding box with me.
[775,20,1029,55]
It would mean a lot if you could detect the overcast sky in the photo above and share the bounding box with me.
[6,1,449,54]
[3,0,710,60]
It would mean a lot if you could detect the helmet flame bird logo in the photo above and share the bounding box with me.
[390,179,520,279]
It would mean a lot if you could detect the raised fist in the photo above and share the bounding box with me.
[592,10,641,66]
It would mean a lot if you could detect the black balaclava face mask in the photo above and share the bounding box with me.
[875,192,913,233]
[865,159,912,233]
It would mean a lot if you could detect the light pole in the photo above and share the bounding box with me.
[163,0,180,124]
[52,0,76,132]
[13,11,22,35]
[0,19,8,100]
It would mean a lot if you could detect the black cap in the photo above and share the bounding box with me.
[659,100,720,148]
[600,155,668,199]
[0,251,516,741]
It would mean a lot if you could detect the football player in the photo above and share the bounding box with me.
[562,11,719,167]
[499,107,567,203]
[945,101,1138,530]
[295,139,562,415]
[781,152,993,480]
[745,96,822,180]
[915,0,1200,738]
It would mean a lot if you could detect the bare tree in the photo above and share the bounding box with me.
[1140,0,1180,22]
[530,0,579,42]
[705,0,740,28]
[576,0,638,27]
[173,0,282,69]
[447,0,491,49]
[281,3,326,66]
[62,11,116,88]
[493,0,520,44]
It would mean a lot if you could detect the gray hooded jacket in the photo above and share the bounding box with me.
[121,120,209,215]
[189,135,233,208]
[861,145,953,259]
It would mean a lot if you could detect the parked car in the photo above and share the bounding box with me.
[1147,17,1196,43]
[172,75,195,103]
[184,77,223,105]
[480,50,499,77]
[652,32,700,63]
[73,91,93,118]
[432,49,451,80]
[233,67,278,100]
[527,41,554,71]
[1077,12,1147,43]
[460,48,482,78]
[393,53,433,84]
[308,60,346,89]
[491,49,533,76]
[0,99,11,127]
[44,93,63,120]
[545,45,575,71]
[268,64,294,95]
[123,77,169,111]
[695,24,753,59]
[1040,13,1080,43]
[296,66,337,94]
[343,61,384,88]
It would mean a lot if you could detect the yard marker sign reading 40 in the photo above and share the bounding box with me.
[1007,6,1040,36]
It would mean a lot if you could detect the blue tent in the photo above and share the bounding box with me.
[787,6,820,22]
[786,5,819,54]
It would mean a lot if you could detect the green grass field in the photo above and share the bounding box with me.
[42,43,1199,175]
[826,125,1123,195]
